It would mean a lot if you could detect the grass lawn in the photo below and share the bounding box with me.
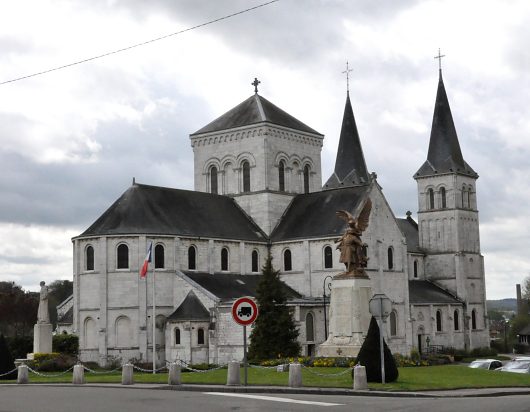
[3,365,530,391]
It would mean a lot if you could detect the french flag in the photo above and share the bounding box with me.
[140,242,152,278]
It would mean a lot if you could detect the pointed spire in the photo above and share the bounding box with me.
[324,93,370,189]
[415,71,476,178]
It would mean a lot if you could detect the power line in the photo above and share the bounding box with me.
[0,0,279,86]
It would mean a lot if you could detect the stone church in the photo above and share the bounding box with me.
[68,70,490,366]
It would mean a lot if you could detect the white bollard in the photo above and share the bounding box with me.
[288,363,302,387]
[121,363,134,385]
[353,364,368,390]
[73,364,85,385]
[226,361,240,386]
[17,365,29,384]
[168,362,181,385]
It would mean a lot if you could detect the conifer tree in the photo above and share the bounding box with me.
[0,334,16,380]
[356,317,398,383]
[247,256,300,360]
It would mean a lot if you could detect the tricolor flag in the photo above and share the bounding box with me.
[140,242,152,278]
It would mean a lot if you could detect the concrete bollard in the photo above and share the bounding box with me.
[288,363,302,387]
[73,364,85,385]
[17,365,29,384]
[121,363,134,385]
[353,364,368,390]
[226,361,240,386]
[168,362,181,385]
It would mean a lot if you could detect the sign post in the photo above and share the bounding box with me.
[231,297,258,386]
[369,293,392,384]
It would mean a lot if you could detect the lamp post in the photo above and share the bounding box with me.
[504,319,509,353]
[322,275,333,339]
[426,336,430,349]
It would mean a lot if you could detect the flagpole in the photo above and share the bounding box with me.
[152,256,156,374]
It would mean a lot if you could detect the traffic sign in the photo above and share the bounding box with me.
[231,296,258,326]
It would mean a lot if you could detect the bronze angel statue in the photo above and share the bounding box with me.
[335,198,372,276]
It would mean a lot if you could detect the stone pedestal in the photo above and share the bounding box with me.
[318,275,372,358]
[72,364,85,385]
[226,361,240,386]
[33,323,53,354]
[288,363,302,387]
[168,363,181,385]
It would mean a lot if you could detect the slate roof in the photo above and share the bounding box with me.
[396,215,422,253]
[183,272,302,300]
[415,71,477,178]
[409,280,463,305]
[57,306,73,324]
[77,183,267,242]
[191,94,322,136]
[324,93,370,189]
[167,291,210,321]
[271,185,370,241]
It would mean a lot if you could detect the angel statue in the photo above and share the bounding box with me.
[335,198,372,277]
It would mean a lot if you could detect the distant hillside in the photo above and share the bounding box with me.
[487,298,517,311]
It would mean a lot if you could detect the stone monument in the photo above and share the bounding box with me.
[318,198,372,357]
[32,281,53,356]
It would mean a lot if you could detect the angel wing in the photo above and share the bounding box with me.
[336,210,354,224]
[356,198,372,232]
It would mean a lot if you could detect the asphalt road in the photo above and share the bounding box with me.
[1,386,530,412]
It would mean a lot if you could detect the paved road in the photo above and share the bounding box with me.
[2,386,530,412]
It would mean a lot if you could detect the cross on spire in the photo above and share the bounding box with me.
[434,48,446,71]
[342,61,353,93]
[251,77,260,94]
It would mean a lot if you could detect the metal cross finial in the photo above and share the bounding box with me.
[434,48,446,71]
[251,77,260,94]
[342,61,353,93]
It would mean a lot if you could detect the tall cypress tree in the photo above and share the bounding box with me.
[248,256,300,361]
[0,334,16,380]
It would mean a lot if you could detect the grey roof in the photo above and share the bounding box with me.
[184,272,302,300]
[324,93,370,189]
[415,71,477,178]
[519,324,530,336]
[167,291,210,321]
[396,215,422,253]
[78,183,267,242]
[191,94,322,136]
[409,280,463,305]
[57,306,73,325]
[271,186,370,241]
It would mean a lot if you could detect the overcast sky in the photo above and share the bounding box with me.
[1,0,529,300]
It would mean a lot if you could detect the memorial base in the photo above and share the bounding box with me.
[318,275,372,358]
[33,323,53,354]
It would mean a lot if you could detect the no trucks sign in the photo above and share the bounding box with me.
[231,296,258,326]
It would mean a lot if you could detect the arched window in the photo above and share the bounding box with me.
[117,244,129,269]
[221,247,229,271]
[454,309,460,331]
[436,310,442,332]
[175,328,181,345]
[283,249,292,271]
[387,247,394,270]
[413,260,418,278]
[324,246,333,269]
[188,246,196,270]
[390,311,397,336]
[278,160,285,192]
[306,313,314,342]
[251,250,259,272]
[115,316,132,348]
[86,245,94,271]
[84,317,97,349]
[210,166,218,194]
[471,309,477,330]
[303,165,310,194]
[155,244,165,269]
[428,188,435,210]
[197,328,205,345]
[467,188,471,209]
[462,185,467,208]
[440,187,446,208]
[242,161,250,192]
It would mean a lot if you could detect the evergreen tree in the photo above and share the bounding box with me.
[247,256,300,360]
[0,334,16,380]
[356,317,398,383]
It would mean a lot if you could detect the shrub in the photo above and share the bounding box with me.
[5,336,32,360]
[513,343,529,354]
[31,352,76,372]
[394,353,429,367]
[52,334,78,355]
[0,334,16,380]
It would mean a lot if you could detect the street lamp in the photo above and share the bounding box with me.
[322,275,333,338]
[504,319,509,353]
[426,336,430,348]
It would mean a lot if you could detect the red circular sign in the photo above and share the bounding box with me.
[231,297,258,326]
